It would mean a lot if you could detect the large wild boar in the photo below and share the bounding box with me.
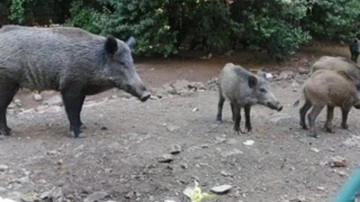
[311,56,360,81]
[216,63,283,134]
[350,38,360,63]
[0,25,151,138]
[294,69,360,138]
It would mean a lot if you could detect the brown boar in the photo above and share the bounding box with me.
[294,69,360,138]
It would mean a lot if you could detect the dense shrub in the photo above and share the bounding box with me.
[303,0,360,41]
[66,1,101,34]
[5,0,360,59]
[8,0,71,25]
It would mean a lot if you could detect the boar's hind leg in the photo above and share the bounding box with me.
[324,106,334,133]
[307,105,324,138]
[216,92,225,123]
[299,100,312,129]
[61,89,86,138]
[0,82,19,136]
[244,104,252,132]
[341,106,351,130]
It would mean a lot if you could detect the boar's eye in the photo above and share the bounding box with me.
[259,88,267,93]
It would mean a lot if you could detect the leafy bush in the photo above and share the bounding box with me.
[8,0,28,23]
[235,0,311,59]
[8,0,72,25]
[66,1,101,34]
[303,0,360,41]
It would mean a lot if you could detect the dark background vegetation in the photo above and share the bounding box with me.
[0,0,359,59]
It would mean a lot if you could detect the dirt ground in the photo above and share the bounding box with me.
[1,42,360,202]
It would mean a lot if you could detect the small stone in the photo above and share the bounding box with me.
[0,165,9,172]
[289,195,306,202]
[0,187,6,192]
[43,95,62,106]
[316,186,325,191]
[33,93,43,101]
[20,194,34,202]
[310,148,320,153]
[180,163,188,169]
[221,149,244,158]
[211,184,232,194]
[170,145,181,155]
[166,125,180,132]
[298,67,309,74]
[329,156,347,168]
[40,187,64,201]
[84,191,108,202]
[14,99,22,107]
[46,150,58,156]
[243,140,255,146]
[334,170,347,177]
[220,170,233,177]
[158,154,174,163]
[125,191,135,199]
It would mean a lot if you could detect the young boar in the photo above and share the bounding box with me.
[0,25,151,138]
[294,69,360,138]
[350,38,360,63]
[216,63,283,134]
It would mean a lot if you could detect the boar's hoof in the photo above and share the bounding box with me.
[308,132,318,138]
[324,127,334,133]
[233,129,243,135]
[277,106,283,111]
[0,128,11,136]
[300,122,308,130]
[69,131,87,138]
[341,123,349,130]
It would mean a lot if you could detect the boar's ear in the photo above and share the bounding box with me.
[248,75,258,88]
[126,36,136,50]
[337,70,356,82]
[105,36,118,55]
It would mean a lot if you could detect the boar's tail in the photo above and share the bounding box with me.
[293,99,300,107]
[293,90,304,107]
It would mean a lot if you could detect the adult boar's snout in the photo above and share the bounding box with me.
[125,84,151,102]
[266,101,282,111]
[140,91,151,102]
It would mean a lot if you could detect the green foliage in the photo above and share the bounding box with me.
[4,0,360,59]
[237,0,311,59]
[184,0,234,53]
[303,0,360,41]
[66,1,101,34]
[96,0,178,57]
[9,0,29,23]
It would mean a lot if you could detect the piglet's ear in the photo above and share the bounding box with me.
[126,36,136,50]
[248,75,258,88]
[105,36,118,55]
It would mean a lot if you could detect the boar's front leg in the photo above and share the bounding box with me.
[244,104,252,132]
[61,87,86,138]
[0,82,19,137]
[216,92,225,123]
[232,102,242,134]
